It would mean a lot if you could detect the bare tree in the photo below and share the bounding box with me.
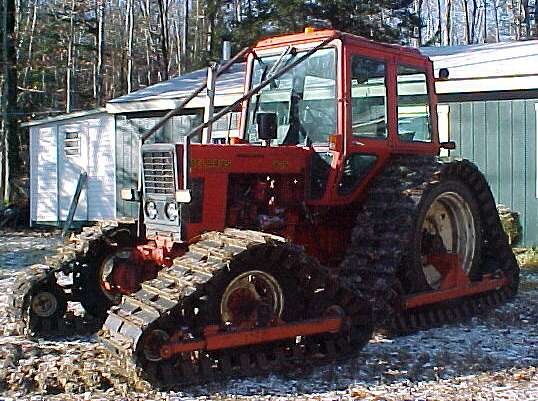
[444,0,452,44]
[157,0,170,81]
[95,0,106,104]
[125,0,134,93]
[1,0,20,200]
[181,0,189,72]
[493,0,501,41]
[66,0,76,112]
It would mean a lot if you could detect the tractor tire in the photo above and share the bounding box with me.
[7,266,68,336]
[72,227,135,318]
[402,179,484,293]
[211,245,305,329]
[27,279,68,335]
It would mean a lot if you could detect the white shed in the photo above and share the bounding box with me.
[25,109,116,226]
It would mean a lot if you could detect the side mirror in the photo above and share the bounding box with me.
[440,141,456,150]
[438,68,450,81]
[256,112,278,141]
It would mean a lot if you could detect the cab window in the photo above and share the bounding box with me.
[397,65,432,142]
[350,56,387,139]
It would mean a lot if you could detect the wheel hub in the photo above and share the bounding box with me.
[31,291,58,318]
[99,248,133,300]
[220,270,284,329]
[421,191,476,289]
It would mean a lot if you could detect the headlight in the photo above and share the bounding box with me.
[145,200,157,219]
[165,202,179,221]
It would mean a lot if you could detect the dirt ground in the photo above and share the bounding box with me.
[0,229,537,401]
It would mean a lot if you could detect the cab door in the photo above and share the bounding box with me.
[391,56,439,155]
[332,45,395,202]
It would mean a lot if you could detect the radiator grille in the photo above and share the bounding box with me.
[143,150,176,196]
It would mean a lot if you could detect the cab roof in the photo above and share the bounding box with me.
[254,29,424,60]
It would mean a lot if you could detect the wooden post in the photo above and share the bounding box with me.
[62,171,88,238]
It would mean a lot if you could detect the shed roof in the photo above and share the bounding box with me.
[106,63,245,114]
[421,40,538,94]
[21,108,106,128]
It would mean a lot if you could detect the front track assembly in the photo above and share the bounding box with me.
[99,229,373,388]
[6,221,134,337]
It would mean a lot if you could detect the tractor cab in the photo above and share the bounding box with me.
[239,30,441,207]
[139,29,443,258]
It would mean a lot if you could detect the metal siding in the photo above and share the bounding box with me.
[511,100,527,243]
[115,117,139,219]
[459,103,474,160]
[449,103,462,158]
[87,115,116,220]
[485,101,500,199]
[35,126,59,222]
[448,98,538,246]
[524,100,538,245]
[498,102,513,208]
[473,102,487,171]
[29,127,38,224]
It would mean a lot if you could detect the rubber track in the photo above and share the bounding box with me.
[99,229,371,389]
[339,155,520,334]
[6,221,132,337]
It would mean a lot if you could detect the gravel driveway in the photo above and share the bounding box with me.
[0,230,537,401]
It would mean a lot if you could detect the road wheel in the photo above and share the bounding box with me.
[28,280,67,332]
[214,245,304,330]
[403,179,483,293]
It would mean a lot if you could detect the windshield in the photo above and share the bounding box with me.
[245,47,337,145]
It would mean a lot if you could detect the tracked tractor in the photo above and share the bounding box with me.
[9,29,519,386]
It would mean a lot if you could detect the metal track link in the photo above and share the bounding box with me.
[99,229,372,389]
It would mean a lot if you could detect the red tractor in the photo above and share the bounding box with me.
[10,29,518,386]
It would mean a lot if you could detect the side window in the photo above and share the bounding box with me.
[397,66,432,142]
[351,56,387,138]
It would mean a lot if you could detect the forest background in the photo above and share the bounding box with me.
[1,0,537,201]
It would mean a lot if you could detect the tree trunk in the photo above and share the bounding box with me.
[523,0,531,37]
[444,0,452,45]
[95,0,106,104]
[142,0,153,85]
[483,0,487,42]
[125,0,134,93]
[534,0,538,37]
[174,19,181,74]
[157,0,169,81]
[437,0,442,44]
[493,0,500,41]
[416,0,423,46]
[181,0,189,72]
[22,0,37,88]
[462,0,471,44]
[1,0,20,201]
[235,0,241,22]
[471,0,478,43]
[66,0,75,113]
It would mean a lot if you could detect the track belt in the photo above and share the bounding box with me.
[99,229,372,389]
